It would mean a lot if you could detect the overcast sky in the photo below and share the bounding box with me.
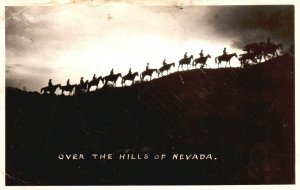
[5,4,294,91]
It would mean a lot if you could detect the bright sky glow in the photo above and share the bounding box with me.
[6,5,254,91]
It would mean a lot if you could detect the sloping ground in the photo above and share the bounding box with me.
[5,54,294,185]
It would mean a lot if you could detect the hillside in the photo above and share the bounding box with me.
[6,54,294,185]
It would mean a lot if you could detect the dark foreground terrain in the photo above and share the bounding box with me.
[6,54,294,185]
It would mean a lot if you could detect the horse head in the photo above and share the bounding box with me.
[101,77,105,83]
[277,43,283,49]
[207,54,211,58]
[97,76,102,81]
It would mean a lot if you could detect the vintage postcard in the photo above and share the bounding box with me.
[1,0,297,188]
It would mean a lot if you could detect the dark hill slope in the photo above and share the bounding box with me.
[6,54,294,185]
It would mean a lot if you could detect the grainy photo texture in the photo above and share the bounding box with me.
[5,5,294,185]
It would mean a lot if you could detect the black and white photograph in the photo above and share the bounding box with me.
[2,0,296,187]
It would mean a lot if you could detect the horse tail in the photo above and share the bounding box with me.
[215,57,218,64]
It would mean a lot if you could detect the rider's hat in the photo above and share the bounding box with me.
[81,77,83,79]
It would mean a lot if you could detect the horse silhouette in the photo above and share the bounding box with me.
[41,84,61,95]
[263,43,283,59]
[239,53,257,68]
[75,80,89,94]
[88,76,103,91]
[121,72,139,86]
[243,42,265,63]
[60,84,76,95]
[140,69,157,81]
[103,73,122,87]
[178,55,194,71]
[158,62,175,76]
[215,53,237,68]
[193,54,211,69]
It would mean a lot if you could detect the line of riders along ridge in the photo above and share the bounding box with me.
[41,38,283,95]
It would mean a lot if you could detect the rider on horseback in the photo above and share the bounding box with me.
[128,68,132,75]
[199,50,204,58]
[48,79,53,87]
[93,74,96,81]
[266,37,272,48]
[66,79,70,86]
[80,77,84,86]
[162,59,167,66]
[184,52,188,59]
[146,62,149,71]
[110,69,114,76]
[223,48,227,56]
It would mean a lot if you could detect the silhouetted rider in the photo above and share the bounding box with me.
[110,69,114,75]
[199,50,204,58]
[146,62,149,71]
[184,52,188,59]
[128,68,132,75]
[223,48,227,56]
[48,79,53,87]
[266,37,272,48]
[162,59,167,66]
[93,74,96,81]
[80,77,84,86]
[66,79,70,86]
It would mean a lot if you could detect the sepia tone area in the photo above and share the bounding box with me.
[5,5,294,185]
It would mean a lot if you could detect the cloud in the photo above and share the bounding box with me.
[205,6,294,48]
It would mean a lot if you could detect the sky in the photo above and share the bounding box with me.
[5,4,294,91]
